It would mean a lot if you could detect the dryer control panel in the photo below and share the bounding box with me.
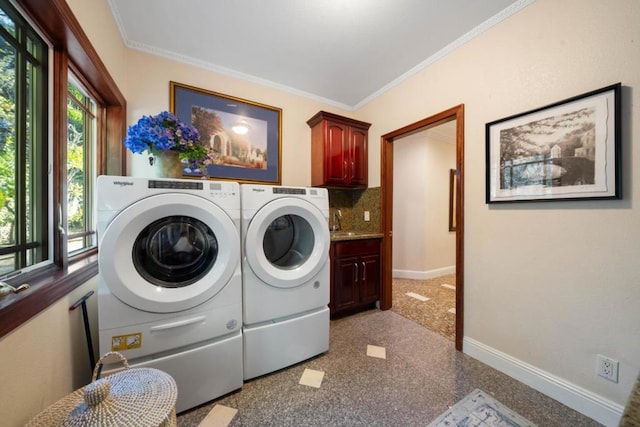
[149,179,203,190]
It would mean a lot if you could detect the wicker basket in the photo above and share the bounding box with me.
[27,352,177,426]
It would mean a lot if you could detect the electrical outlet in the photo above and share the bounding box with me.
[364,211,370,221]
[596,354,619,383]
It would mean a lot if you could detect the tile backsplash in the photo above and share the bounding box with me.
[328,187,380,233]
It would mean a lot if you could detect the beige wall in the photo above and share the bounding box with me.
[2,0,639,425]
[124,49,353,183]
[392,131,456,276]
[359,0,640,423]
[0,278,99,425]
[65,0,129,95]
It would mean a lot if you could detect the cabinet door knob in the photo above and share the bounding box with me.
[354,262,359,283]
[361,261,366,281]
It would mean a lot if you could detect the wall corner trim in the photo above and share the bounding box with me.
[463,337,623,427]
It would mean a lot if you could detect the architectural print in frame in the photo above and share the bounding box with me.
[170,81,282,184]
[486,83,621,203]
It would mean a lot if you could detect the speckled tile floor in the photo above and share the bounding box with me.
[391,275,457,341]
[177,309,602,427]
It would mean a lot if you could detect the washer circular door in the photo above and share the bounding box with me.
[244,197,329,288]
[99,193,239,313]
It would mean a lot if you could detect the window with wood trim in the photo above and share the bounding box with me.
[0,0,126,339]
[0,0,49,277]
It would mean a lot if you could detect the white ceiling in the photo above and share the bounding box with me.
[108,0,531,110]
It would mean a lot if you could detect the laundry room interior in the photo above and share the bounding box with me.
[1,1,639,426]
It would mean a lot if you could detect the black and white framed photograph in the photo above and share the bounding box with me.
[486,83,621,203]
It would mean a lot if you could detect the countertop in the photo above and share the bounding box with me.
[329,231,384,242]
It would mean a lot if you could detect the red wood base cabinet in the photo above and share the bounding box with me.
[329,238,381,317]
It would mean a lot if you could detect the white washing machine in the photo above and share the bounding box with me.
[241,184,331,380]
[96,175,243,413]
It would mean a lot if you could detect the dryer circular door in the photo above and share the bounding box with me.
[99,193,240,313]
[244,197,329,288]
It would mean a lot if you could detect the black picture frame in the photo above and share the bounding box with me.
[486,83,621,203]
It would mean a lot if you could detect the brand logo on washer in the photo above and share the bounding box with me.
[112,180,134,187]
[226,319,238,330]
[252,188,265,192]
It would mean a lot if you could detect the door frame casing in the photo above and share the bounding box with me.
[380,104,465,350]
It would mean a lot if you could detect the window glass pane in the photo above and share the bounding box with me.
[0,254,14,275]
[0,8,15,38]
[26,46,46,265]
[67,92,86,238]
[0,32,16,256]
[25,61,33,242]
[26,35,35,57]
[68,82,84,105]
[67,78,96,254]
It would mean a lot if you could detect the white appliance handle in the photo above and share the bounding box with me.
[150,316,206,332]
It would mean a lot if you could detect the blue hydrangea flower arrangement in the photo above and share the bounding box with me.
[124,111,207,167]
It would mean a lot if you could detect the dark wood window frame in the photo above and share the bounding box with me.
[0,0,126,338]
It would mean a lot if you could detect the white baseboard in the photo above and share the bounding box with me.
[463,337,624,427]
[392,266,455,280]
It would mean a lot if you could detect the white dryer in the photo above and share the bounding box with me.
[241,184,330,380]
[97,175,243,413]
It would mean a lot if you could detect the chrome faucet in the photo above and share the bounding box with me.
[330,209,342,232]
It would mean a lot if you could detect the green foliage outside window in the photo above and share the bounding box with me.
[0,8,18,274]
[66,81,96,253]
[0,0,48,274]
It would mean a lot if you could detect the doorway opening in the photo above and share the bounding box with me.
[380,105,464,351]
[390,122,457,342]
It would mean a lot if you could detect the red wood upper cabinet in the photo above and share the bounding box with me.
[307,111,371,188]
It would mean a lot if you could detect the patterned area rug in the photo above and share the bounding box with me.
[428,389,537,426]
[391,274,456,341]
